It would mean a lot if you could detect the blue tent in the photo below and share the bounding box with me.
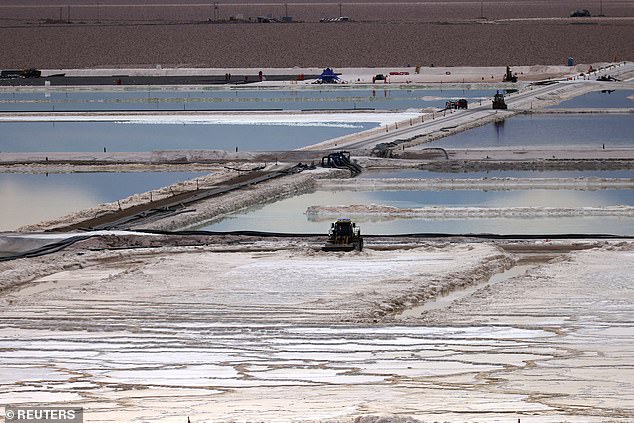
[317,68,340,83]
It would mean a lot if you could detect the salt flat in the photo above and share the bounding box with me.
[1,61,633,423]
[0,241,632,422]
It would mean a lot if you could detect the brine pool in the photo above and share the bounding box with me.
[3,168,632,234]
[428,114,634,149]
[2,112,632,153]
[0,171,208,231]
[200,186,634,236]
[548,89,634,109]
[0,121,379,153]
[0,87,497,112]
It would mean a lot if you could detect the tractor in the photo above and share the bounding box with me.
[322,218,363,252]
[492,92,508,110]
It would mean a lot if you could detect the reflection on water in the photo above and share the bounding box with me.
[0,88,496,112]
[0,172,206,231]
[0,121,377,152]
[548,90,634,109]
[429,114,634,148]
[200,189,634,235]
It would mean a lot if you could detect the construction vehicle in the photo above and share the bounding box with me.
[321,151,363,176]
[0,68,41,79]
[503,66,517,83]
[492,92,507,110]
[322,218,363,252]
[570,9,591,17]
[445,99,468,109]
[597,75,619,82]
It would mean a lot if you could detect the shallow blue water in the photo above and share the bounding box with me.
[548,89,634,109]
[0,87,497,112]
[0,171,207,231]
[0,121,377,152]
[429,114,634,148]
[200,188,634,235]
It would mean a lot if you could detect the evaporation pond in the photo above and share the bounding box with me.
[200,188,634,235]
[547,89,634,109]
[428,114,633,148]
[0,88,497,112]
[0,171,207,231]
[0,121,377,152]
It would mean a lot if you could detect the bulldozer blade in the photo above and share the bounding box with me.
[322,242,360,252]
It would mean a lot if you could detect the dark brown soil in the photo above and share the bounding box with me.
[0,1,632,68]
[2,0,633,22]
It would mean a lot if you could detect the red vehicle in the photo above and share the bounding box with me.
[445,99,468,109]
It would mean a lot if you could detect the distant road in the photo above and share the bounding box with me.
[325,62,634,152]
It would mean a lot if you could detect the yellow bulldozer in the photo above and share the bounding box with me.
[322,218,363,252]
